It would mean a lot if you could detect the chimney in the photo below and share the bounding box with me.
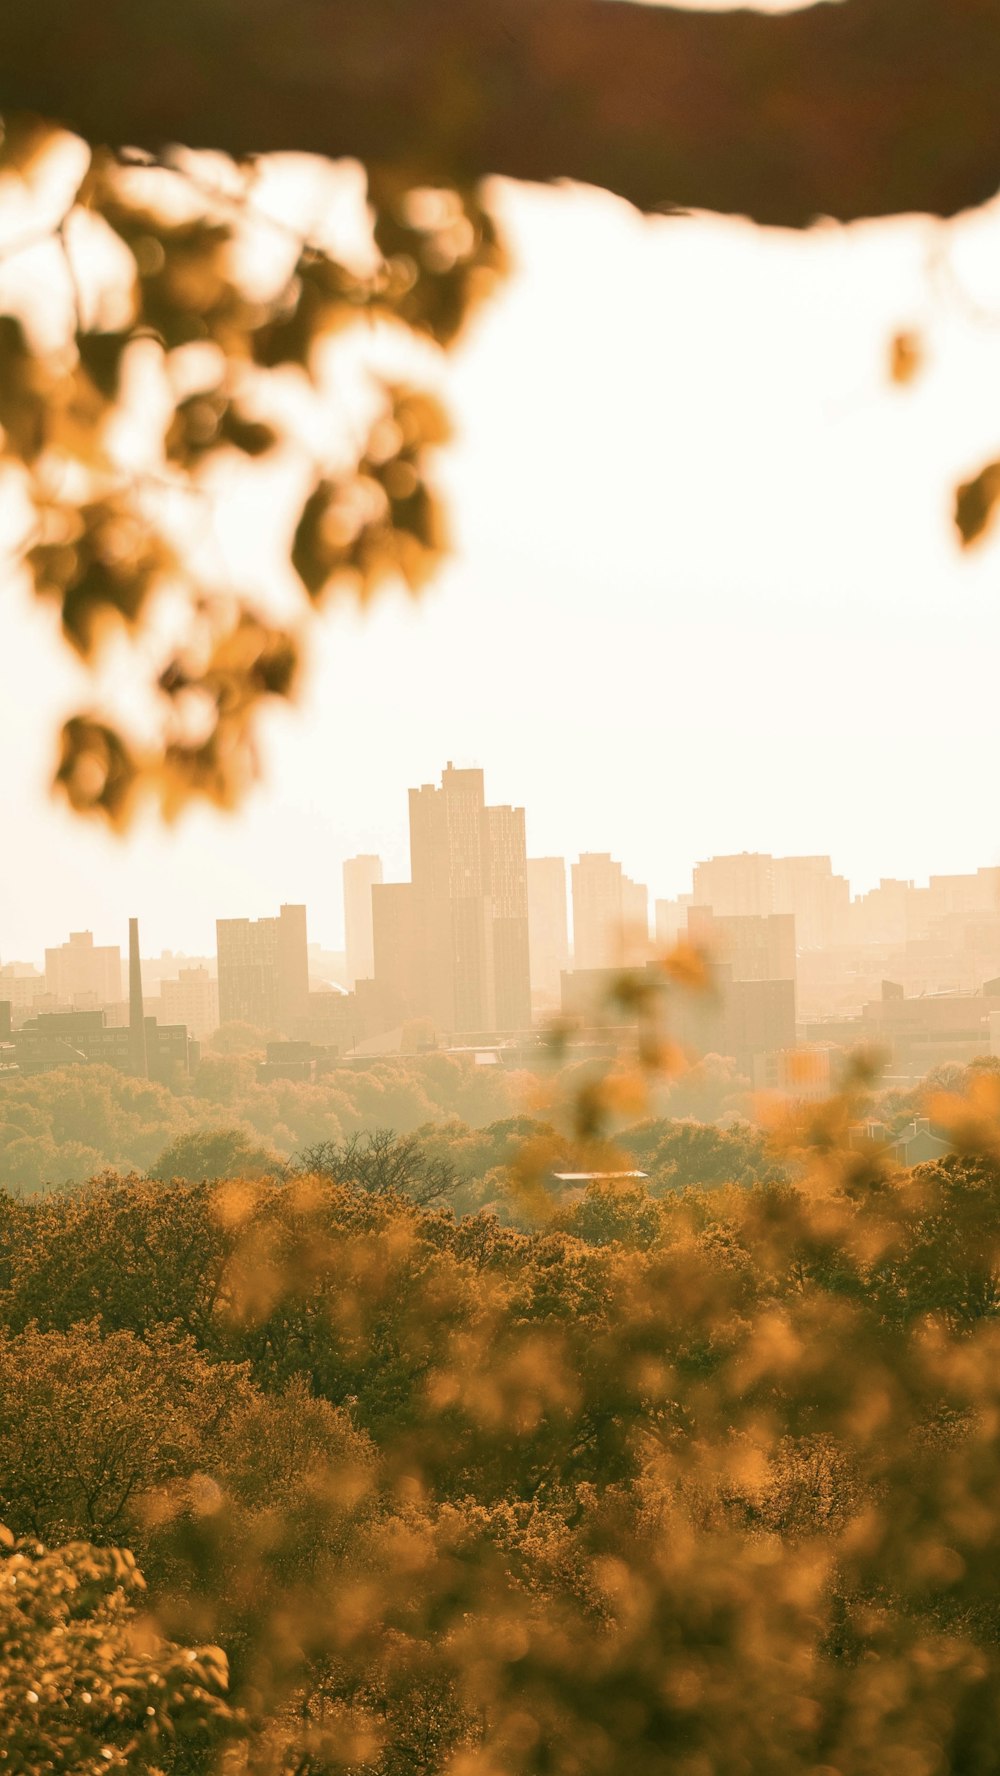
[128,917,148,1078]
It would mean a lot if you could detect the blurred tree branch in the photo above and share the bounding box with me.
[1,0,998,229]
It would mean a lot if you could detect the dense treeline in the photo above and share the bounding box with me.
[0,1050,751,1194]
[7,1077,1000,1772]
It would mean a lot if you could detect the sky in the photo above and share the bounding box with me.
[5,29,1000,960]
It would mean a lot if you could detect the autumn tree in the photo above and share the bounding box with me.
[0,1530,241,1775]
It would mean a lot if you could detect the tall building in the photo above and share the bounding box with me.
[692,854,774,919]
[374,763,531,1036]
[687,907,796,988]
[560,962,795,1075]
[572,853,624,970]
[849,878,914,948]
[371,882,419,1024]
[654,895,694,950]
[127,917,147,1077]
[216,904,309,1033]
[343,854,383,986]
[692,853,849,950]
[44,931,122,1007]
[771,856,850,950]
[0,964,44,1015]
[622,875,650,951]
[487,804,532,1031]
[527,858,570,1000]
[159,966,219,1041]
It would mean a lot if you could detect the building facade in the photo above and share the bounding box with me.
[159,966,219,1041]
[216,904,309,1034]
[374,763,531,1037]
[343,854,383,986]
[44,931,122,1007]
[692,852,849,950]
[572,853,624,970]
[527,857,570,1000]
[686,907,796,989]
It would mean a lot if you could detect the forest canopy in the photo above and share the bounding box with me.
[7,1075,1000,1773]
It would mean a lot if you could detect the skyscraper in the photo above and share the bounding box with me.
[692,853,774,919]
[216,904,309,1033]
[527,857,570,1000]
[622,875,650,951]
[374,763,531,1036]
[771,855,850,950]
[158,966,219,1041]
[44,930,122,1007]
[343,854,383,986]
[692,853,849,950]
[487,803,531,1031]
[370,882,419,1023]
[127,917,147,1078]
[686,906,796,987]
[572,853,624,970]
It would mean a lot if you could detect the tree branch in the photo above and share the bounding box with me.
[0,0,998,228]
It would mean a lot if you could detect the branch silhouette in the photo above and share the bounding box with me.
[1,0,998,227]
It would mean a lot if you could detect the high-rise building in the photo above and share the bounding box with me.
[0,965,45,1014]
[572,853,624,970]
[622,875,650,951]
[527,858,570,1000]
[343,854,383,986]
[692,854,774,920]
[487,804,532,1031]
[692,853,849,950]
[687,907,796,988]
[849,878,914,948]
[654,895,694,950]
[216,904,309,1033]
[159,966,219,1041]
[127,917,147,1077]
[771,856,850,950]
[374,763,531,1036]
[371,882,419,1024]
[44,931,122,1007]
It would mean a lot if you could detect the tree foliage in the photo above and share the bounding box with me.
[6,1065,1000,1770]
[0,118,501,820]
[0,1530,240,1774]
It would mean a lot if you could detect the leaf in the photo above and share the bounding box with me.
[0,114,61,185]
[76,330,131,401]
[0,315,50,462]
[166,392,277,467]
[55,716,139,827]
[30,497,174,655]
[955,460,1000,548]
[220,409,277,457]
[889,330,923,386]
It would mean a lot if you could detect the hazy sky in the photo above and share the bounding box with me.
[5,88,1000,962]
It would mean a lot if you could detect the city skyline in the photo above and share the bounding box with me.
[9,799,1000,1081]
[7,821,1000,971]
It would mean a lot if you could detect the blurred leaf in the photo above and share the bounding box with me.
[956,460,1000,547]
[76,329,131,401]
[889,330,924,386]
[0,315,50,462]
[54,715,139,826]
[0,113,61,184]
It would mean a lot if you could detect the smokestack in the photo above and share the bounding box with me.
[128,917,148,1078]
